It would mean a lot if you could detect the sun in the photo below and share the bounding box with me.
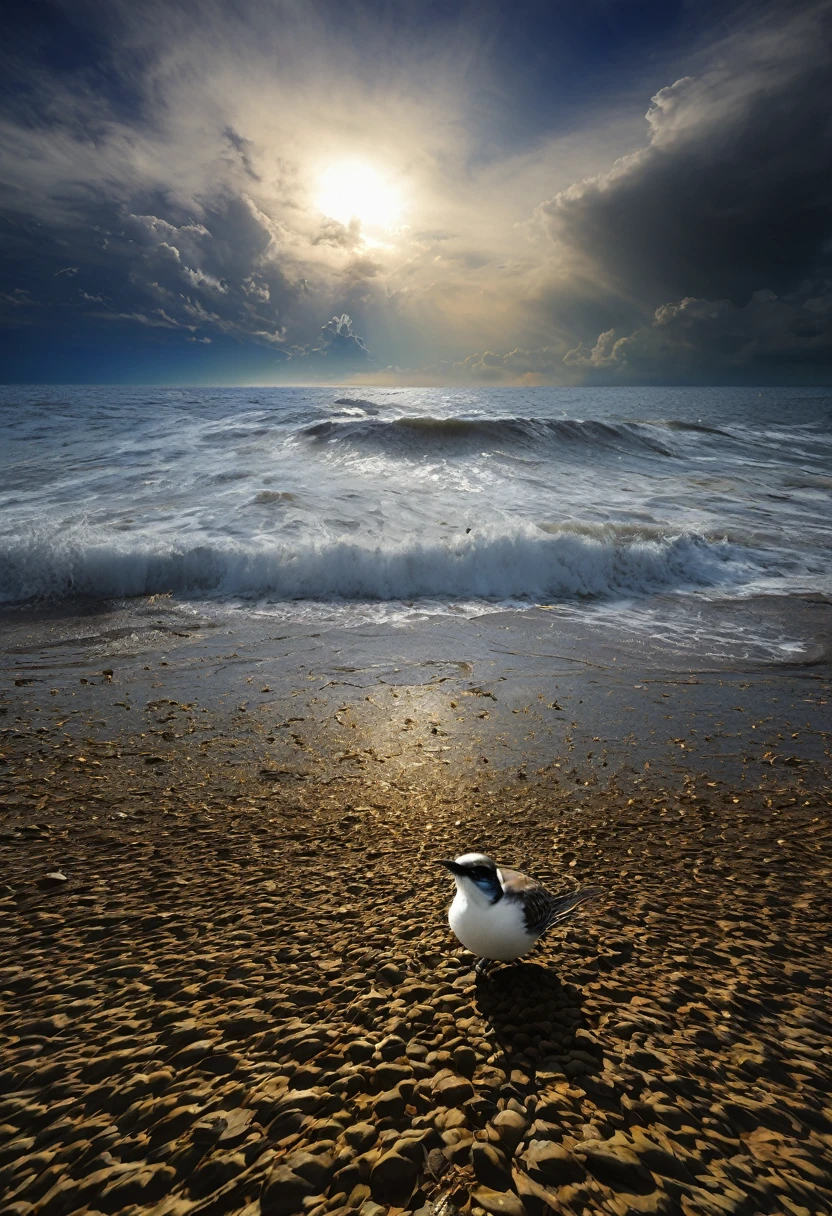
[316,161,403,230]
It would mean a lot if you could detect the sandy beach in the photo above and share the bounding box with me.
[1,603,831,1216]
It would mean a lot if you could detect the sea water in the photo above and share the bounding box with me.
[1,384,830,662]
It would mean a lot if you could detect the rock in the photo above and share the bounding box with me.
[443,1128,474,1165]
[378,1035,407,1060]
[574,1140,655,1194]
[629,1129,698,1185]
[99,1163,176,1207]
[169,1039,216,1067]
[285,1150,334,1190]
[349,1183,372,1207]
[512,1168,562,1216]
[164,1018,208,1047]
[625,1048,672,1074]
[373,1084,408,1119]
[192,1114,228,1144]
[291,1064,323,1088]
[452,1045,478,1077]
[436,1108,467,1131]
[425,1147,450,1179]
[369,1150,418,1206]
[472,1143,514,1191]
[360,1203,386,1216]
[278,1088,327,1114]
[491,1110,527,1155]
[343,1121,377,1150]
[394,1130,437,1165]
[218,1108,255,1145]
[471,1186,528,1216]
[432,1071,475,1107]
[523,1142,586,1187]
[38,872,67,889]
[378,963,406,985]
[222,1010,272,1037]
[347,1039,375,1063]
[261,1165,319,1215]
[287,986,321,1007]
[375,1061,412,1088]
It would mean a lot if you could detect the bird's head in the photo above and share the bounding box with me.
[439,852,502,901]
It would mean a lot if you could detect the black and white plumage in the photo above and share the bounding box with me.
[440,851,602,973]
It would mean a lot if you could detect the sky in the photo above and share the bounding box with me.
[0,0,830,385]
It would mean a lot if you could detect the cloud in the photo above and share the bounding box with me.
[294,313,372,376]
[0,288,37,307]
[448,345,566,383]
[1,0,831,381]
[96,308,196,330]
[564,286,832,380]
[539,3,832,312]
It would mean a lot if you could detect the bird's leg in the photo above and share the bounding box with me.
[474,957,493,978]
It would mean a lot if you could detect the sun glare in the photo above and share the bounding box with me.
[316,161,402,230]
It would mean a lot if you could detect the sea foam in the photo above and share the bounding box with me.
[0,524,746,605]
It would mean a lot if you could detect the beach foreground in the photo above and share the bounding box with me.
[2,608,831,1216]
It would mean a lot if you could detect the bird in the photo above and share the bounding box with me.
[440,851,602,975]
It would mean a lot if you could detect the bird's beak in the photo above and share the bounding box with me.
[439,859,464,875]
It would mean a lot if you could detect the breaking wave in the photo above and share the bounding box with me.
[301,416,676,457]
[0,524,751,606]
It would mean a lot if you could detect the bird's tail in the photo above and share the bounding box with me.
[544,885,604,931]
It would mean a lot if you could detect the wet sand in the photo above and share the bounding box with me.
[1,602,831,1216]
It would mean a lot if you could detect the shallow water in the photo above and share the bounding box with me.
[1,384,830,662]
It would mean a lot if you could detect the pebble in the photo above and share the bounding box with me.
[573,1139,656,1194]
[3,721,830,1216]
[491,1109,527,1154]
[38,873,67,889]
[472,1142,513,1191]
[342,1122,377,1150]
[471,1186,528,1216]
[524,1142,586,1187]
[261,1165,319,1215]
[432,1071,475,1106]
[369,1149,418,1206]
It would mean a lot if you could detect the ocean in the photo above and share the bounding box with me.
[1,384,831,665]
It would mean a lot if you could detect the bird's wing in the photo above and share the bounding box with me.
[501,868,603,938]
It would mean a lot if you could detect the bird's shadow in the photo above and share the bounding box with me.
[474,962,599,1096]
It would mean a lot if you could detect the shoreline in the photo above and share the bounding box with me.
[1,605,831,1216]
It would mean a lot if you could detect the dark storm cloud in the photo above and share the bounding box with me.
[2,0,831,382]
[0,1,405,372]
[541,3,832,310]
[564,288,832,381]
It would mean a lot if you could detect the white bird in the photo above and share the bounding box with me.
[440,851,602,974]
